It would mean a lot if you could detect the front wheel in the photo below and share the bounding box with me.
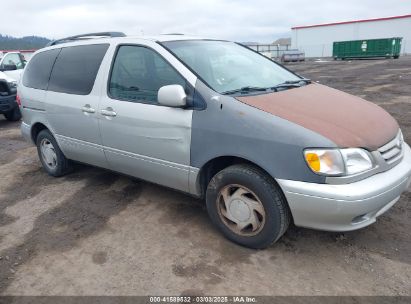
[206,164,291,249]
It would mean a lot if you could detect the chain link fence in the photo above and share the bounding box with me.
[244,44,292,59]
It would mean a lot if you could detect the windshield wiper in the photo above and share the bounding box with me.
[285,78,311,84]
[221,86,268,95]
[270,78,311,91]
[221,79,311,95]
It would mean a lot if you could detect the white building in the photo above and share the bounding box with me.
[291,14,411,57]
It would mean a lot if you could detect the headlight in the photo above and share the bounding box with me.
[304,148,373,176]
[304,149,344,175]
[340,148,373,175]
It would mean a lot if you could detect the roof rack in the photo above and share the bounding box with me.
[47,32,126,46]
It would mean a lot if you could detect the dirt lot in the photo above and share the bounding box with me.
[0,57,410,296]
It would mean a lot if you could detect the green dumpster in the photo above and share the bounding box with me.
[333,37,402,59]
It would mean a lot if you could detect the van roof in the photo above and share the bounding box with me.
[40,34,223,53]
[130,34,217,42]
[47,32,219,46]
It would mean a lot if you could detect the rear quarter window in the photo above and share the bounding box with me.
[22,49,60,90]
[48,44,109,95]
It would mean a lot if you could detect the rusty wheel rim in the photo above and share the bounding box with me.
[217,184,266,236]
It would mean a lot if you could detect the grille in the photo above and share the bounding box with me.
[378,131,403,164]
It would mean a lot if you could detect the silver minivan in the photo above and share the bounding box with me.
[19,32,411,248]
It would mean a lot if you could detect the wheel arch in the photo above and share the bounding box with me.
[197,155,280,198]
[31,122,50,143]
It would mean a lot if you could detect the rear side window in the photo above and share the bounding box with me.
[22,49,60,90]
[48,44,109,95]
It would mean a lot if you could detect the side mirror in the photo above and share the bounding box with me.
[158,85,187,107]
[1,64,17,71]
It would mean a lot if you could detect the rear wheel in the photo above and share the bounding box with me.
[36,129,73,177]
[206,164,290,249]
[4,107,21,121]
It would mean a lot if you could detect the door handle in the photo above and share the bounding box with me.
[100,108,117,117]
[81,104,95,114]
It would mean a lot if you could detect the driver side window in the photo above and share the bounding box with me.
[109,45,186,104]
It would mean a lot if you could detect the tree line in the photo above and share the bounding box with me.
[0,34,51,50]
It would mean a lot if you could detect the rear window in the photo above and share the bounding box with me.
[22,49,60,90]
[48,44,109,95]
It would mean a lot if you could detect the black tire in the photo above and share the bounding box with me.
[206,164,290,249]
[36,129,73,177]
[4,107,22,121]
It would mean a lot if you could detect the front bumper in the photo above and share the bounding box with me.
[278,143,411,231]
[0,94,17,114]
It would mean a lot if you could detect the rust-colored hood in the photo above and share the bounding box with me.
[237,83,399,150]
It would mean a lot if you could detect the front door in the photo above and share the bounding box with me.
[98,44,194,192]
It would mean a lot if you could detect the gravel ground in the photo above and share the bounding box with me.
[0,56,410,296]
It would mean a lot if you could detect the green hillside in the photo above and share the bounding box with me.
[0,34,51,50]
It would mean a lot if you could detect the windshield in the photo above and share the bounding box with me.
[162,40,301,94]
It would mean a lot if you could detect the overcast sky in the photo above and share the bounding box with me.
[3,0,411,42]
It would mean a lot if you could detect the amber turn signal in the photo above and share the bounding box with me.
[305,152,321,172]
